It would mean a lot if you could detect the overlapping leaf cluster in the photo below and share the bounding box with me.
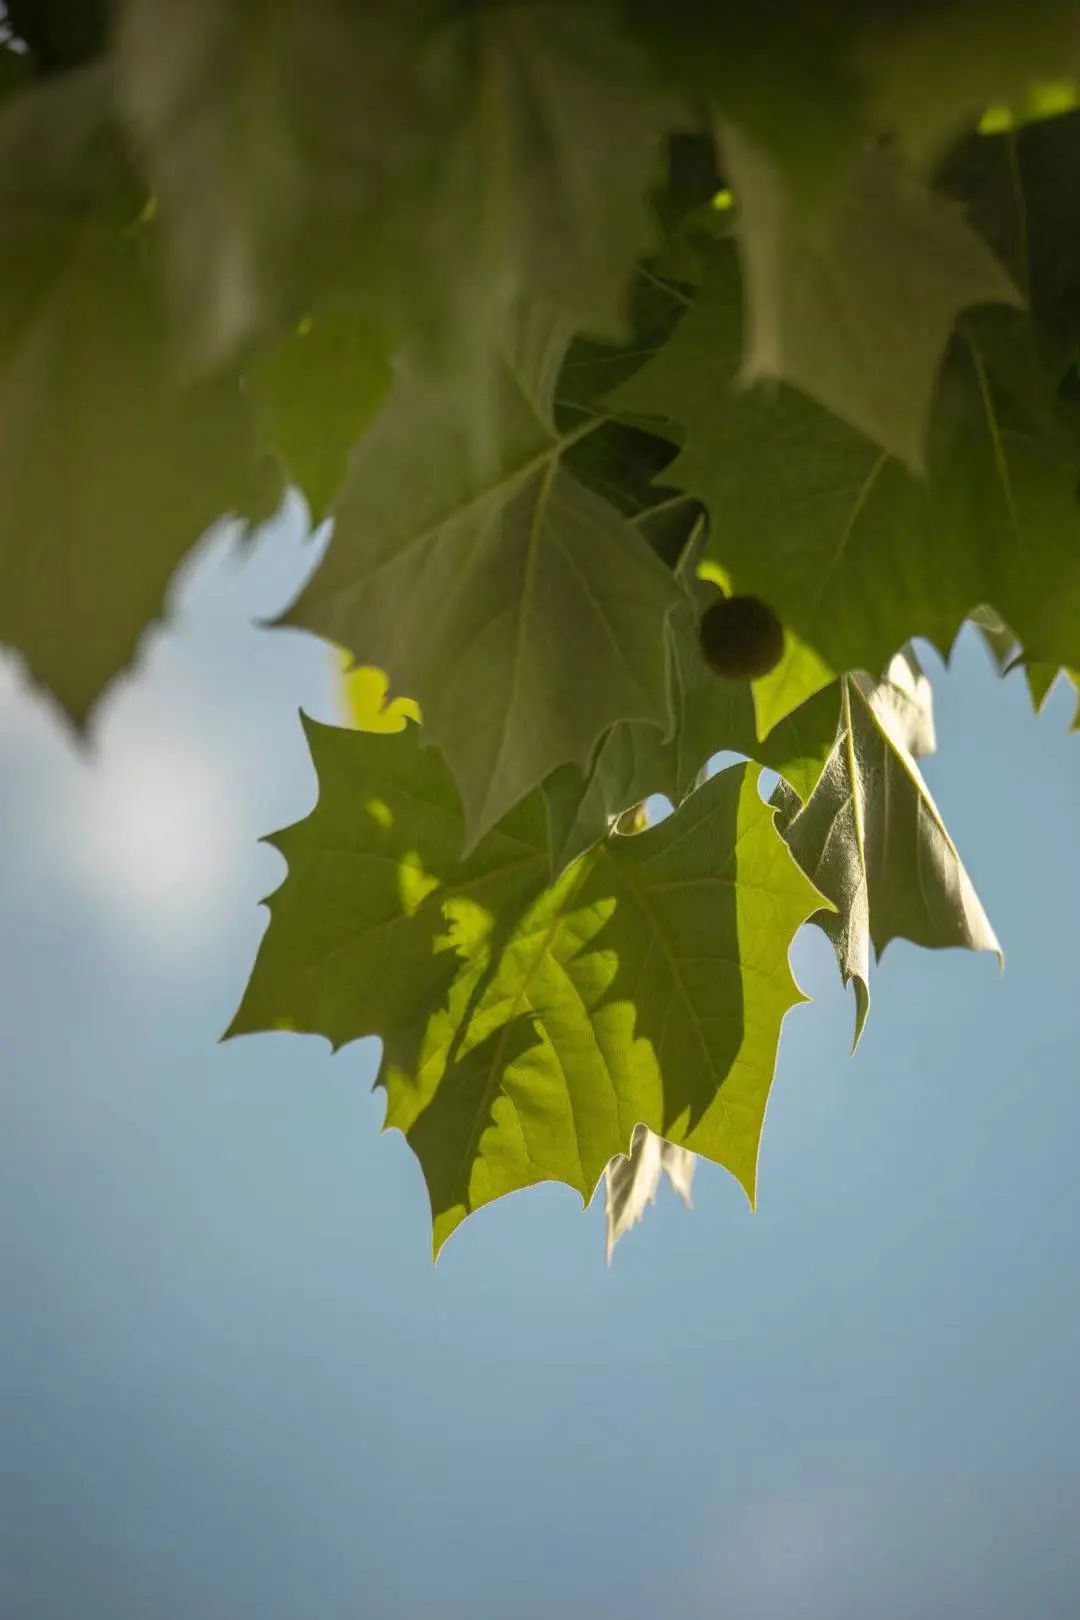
[2,1,1078,1254]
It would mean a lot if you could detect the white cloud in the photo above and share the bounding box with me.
[75,730,242,943]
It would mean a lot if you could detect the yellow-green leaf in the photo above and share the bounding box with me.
[228,720,822,1254]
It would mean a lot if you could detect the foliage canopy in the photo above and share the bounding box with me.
[3,0,1079,1256]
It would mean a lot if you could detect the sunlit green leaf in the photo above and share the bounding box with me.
[229,719,823,1253]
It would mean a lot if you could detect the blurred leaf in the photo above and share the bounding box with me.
[622,0,864,203]
[248,308,391,525]
[117,0,670,374]
[117,0,437,365]
[969,603,1019,672]
[978,79,1079,135]
[0,68,260,722]
[860,0,1080,169]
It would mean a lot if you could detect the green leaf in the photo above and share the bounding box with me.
[247,308,391,526]
[721,129,1020,468]
[1026,660,1061,712]
[616,256,1080,734]
[940,110,1080,366]
[0,69,261,723]
[229,719,823,1254]
[772,652,1000,1046]
[969,609,1080,726]
[604,1124,694,1264]
[284,305,681,850]
[1019,661,1080,725]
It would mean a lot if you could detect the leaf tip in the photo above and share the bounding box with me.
[850,977,871,1053]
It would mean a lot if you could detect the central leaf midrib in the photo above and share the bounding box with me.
[607,846,728,1128]
[481,455,559,826]
[446,854,595,1205]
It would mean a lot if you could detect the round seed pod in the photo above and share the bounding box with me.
[697,594,785,680]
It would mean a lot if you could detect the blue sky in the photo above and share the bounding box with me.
[3,504,1080,1620]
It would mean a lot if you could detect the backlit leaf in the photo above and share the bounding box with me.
[773,653,1000,1045]
[604,1123,694,1264]
[229,719,823,1254]
[338,658,421,735]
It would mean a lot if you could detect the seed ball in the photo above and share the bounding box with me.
[697,594,785,680]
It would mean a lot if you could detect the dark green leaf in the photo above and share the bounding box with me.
[247,308,391,526]
[0,68,261,721]
[940,109,1080,367]
[722,131,1020,467]
[860,0,1080,170]
[427,2,672,347]
[616,256,1080,734]
[284,305,681,849]
[118,0,671,373]
[117,0,437,364]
